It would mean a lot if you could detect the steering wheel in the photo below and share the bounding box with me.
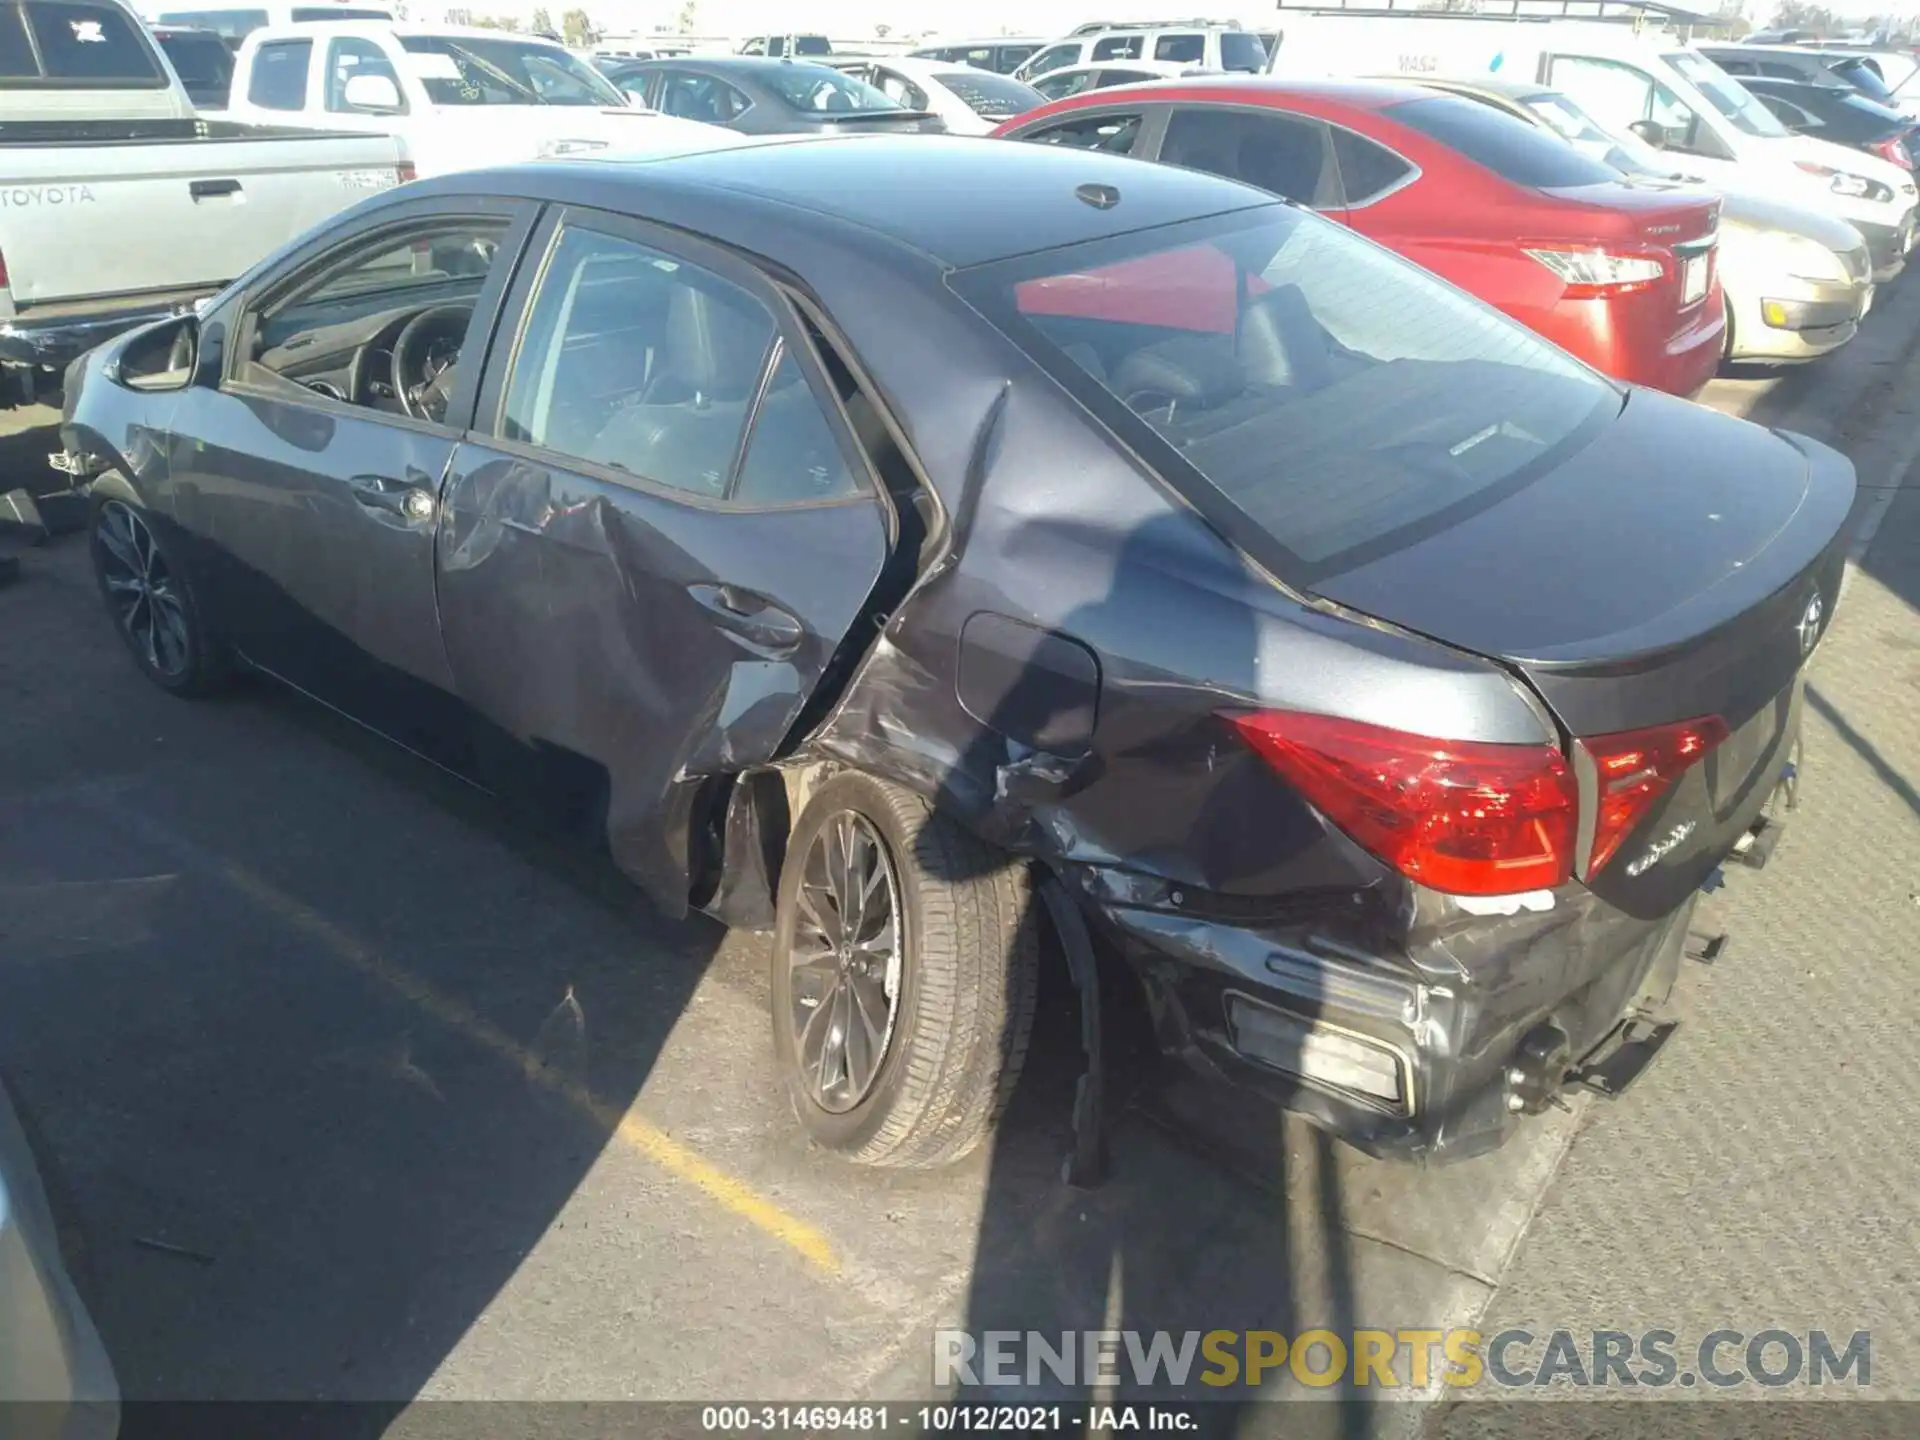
[392,304,473,423]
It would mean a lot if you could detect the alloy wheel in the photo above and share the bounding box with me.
[786,810,904,1114]
[95,501,191,679]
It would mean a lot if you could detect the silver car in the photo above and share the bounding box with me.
[1421,76,1876,364]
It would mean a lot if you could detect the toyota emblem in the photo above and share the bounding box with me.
[1797,594,1825,657]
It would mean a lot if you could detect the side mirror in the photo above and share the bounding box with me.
[112,313,200,393]
[1629,118,1668,149]
[343,72,405,114]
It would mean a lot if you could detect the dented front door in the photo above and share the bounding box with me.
[435,207,891,915]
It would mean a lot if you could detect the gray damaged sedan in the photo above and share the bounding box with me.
[57,137,1852,1167]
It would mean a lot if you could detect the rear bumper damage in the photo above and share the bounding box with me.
[1075,758,1796,1163]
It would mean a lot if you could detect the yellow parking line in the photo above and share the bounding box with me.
[94,797,841,1275]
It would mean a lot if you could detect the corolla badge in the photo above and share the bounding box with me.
[1797,594,1825,657]
[1626,820,1696,877]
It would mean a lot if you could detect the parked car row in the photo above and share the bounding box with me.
[12,0,1920,414]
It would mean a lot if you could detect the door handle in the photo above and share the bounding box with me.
[687,583,805,652]
[189,178,242,200]
[350,474,435,523]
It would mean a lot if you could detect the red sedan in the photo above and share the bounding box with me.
[994,77,1726,396]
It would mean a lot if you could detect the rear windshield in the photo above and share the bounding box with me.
[1521,90,1677,179]
[934,67,1041,119]
[1383,94,1619,189]
[0,0,167,86]
[953,208,1614,578]
[1828,56,1901,105]
[764,63,899,113]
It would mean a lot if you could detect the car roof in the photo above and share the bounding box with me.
[623,56,842,75]
[1083,74,1439,109]
[439,133,1277,270]
[1411,75,1554,103]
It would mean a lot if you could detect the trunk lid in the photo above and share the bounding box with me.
[1310,388,1854,912]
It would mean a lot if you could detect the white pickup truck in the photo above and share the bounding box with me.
[222,20,742,176]
[0,0,410,405]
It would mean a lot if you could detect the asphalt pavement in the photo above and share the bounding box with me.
[2,276,1919,1437]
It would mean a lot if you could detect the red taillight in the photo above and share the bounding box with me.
[1583,716,1730,880]
[1871,135,1913,170]
[1225,710,1577,897]
[0,244,8,291]
[1522,243,1668,298]
[396,161,418,184]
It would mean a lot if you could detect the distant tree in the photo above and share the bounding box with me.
[561,7,594,45]
[530,7,553,34]
[1770,1,1836,33]
[472,12,522,29]
[676,0,698,34]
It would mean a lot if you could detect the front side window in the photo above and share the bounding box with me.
[1018,109,1141,152]
[239,219,509,419]
[1665,50,1788,137]
[955,208,1613,577]
[1219,32,1269,72]
[326,36,403,112]
[1,0,167,85]
[1024,44,1080,77]
[1384,94,1618,188]
[997,45,1039,73]
[1159,107,1338,207]
[1547,55,1723,157]
[397,35,625,106]
[867,67,928,111]
[246,37,310,109]
[1033,69,1099,101]
[1091,36,1144,61]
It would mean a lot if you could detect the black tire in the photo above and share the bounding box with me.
[89,494,230,697]
[770,769,1040,1168]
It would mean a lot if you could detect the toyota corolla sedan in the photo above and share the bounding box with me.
[998,77,1729,396]
[59,137,1851,1167]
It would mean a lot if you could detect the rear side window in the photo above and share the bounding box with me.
[1159,106,1338,207]
[1092,35,1143,61]
[1331,126,1414,205]
[1383,94,1619,188]
[247,37,310,109]
[1155,33,1204,64]
[0,0,167,85]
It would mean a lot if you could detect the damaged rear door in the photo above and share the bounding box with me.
[438,206,892,914]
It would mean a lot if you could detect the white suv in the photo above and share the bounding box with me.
[1013,22,1268,81]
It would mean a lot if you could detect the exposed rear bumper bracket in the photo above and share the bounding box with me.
[1567,1017,1679,1100]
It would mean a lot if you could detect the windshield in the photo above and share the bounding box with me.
[1666,50,1789,137]
[954,208,1614,577]
[158,30,231,90]
[935,67,1041,118]
[1522,90,1679,179]
[399,34,625,106]
[764,63,900,113]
